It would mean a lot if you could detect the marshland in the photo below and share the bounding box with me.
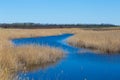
[0,25,120,80]
[1,0,120,80]
[0,28,66,80]
[68,29,120,53]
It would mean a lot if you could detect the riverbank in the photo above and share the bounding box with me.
[0,45,64,80]
[0,28,69,80]
[67,29,120,53]
[0,28,120,79]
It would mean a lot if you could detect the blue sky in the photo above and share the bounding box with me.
[0,0,120,24]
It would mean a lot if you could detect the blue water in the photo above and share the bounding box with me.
[12,34,120,80]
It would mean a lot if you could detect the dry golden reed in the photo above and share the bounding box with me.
[0,28,69,80]
[68,29,120,53]
[0,27,120,80]
[0,45,64,80]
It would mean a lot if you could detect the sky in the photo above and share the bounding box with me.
[0,0,120,25]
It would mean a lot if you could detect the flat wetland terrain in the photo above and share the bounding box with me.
[68,28,120,53]
[0,28,69,80]
[0,27,120,80]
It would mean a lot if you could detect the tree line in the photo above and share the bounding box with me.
[0,23,118,29]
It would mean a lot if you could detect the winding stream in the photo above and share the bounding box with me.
[12,34,120,80]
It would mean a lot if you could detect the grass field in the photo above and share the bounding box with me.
[0,46,64,80]
[68,29,120,53]
[0,28,70,80]
[0,27,120,80]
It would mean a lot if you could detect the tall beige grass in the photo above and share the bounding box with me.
[0,45,64,80]
[0,28,120,80]
[68,30,120,53]
[0,28,69,80]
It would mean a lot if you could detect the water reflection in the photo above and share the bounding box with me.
[22,60,61,72]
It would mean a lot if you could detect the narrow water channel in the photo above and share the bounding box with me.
[12,34,120,80]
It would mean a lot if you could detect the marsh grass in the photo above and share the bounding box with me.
[0,28,120,80]
[68,30,120,53]
[0,45,64,80]
[0,28,68,80]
